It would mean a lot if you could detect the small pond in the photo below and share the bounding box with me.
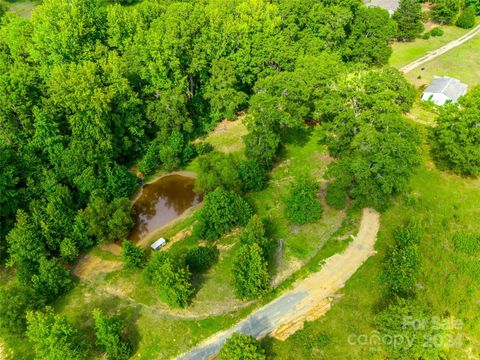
[128,174,202,242]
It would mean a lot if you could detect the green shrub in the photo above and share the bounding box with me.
[325,181,347,210]
[456,5,476,28]
[288,321,331,355]
[232,243,270,300]
[430,27,444,37]
[421,31,431,39]
[195,142,214,155]
[285,176,323,225]
[219,333,265,360]
[239,215,272,257]
[380,223,422,297]
[238,159,268,192]
[193,187,252,240]
[92,309,132,360]
[142,252,193,308]
[121,240,145,268]
[185,246,219,272]
[376,298,445,359]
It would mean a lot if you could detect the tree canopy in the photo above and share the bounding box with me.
[193,187,253,240]
[431,87,480,176]
[393,0,424,41]
[26,308,89,360]
[219,332,266,360]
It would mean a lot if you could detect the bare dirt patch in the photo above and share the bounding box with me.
[99,243,122,256]
[73,254,122,282]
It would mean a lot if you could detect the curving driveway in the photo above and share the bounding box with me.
[400,25,480,74]
[176,208,380,360]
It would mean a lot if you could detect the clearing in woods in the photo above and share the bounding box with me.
[177,208,380,360]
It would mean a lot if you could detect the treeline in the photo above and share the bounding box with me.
[0,0,402,304]
[0,0,424,355]
[393,0,478,42]
[431,86,480,176]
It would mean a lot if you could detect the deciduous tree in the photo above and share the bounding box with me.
[194,187,252,240]
[92,309,132,360]
[232,243,270,300]
[285,176,323,225]
[26,308,89,360]
[431,87,480,176]
[219,332,265,360]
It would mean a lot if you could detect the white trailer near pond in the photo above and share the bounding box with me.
[151,237,166,250]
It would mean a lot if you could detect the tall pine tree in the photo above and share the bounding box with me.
[393,0,424,41]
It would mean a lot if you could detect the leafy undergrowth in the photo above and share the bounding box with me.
[265,153,480,359]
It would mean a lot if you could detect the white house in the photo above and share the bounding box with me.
[151,237,166,250]
[421,76,468,106]
[365,0,399,15]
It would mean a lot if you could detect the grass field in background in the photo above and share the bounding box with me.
[404,33,480,88]
[1,0,41,18]
[266,145,480,359]
[389,20,478,69]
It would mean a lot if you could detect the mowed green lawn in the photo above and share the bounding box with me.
[389,20,478,69]
[404,33,480,88]
[266,147,480,359]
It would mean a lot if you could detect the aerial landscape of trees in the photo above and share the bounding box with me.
[1,0,479,358]
[431,87,480,176]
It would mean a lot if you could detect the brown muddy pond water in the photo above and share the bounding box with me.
[128,175,201,242]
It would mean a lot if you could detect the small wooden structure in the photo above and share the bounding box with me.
[151,237,166,250]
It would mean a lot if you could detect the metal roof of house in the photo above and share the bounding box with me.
[424,76,468,102]
[365,0,399,13]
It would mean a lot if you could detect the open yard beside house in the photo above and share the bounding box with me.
[404,32,480,89]
[404,33,480,89]
[389,19,479,69]
[393,24,480,128]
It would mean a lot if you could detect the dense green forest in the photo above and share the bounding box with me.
[0,0,404,302]
[1,0,478,358]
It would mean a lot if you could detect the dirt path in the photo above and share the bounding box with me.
[400,25,480,73]
[176,208,380,360]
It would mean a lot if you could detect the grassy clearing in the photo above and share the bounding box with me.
[265,148,480,359]
[28,122,352,359]
[54,282,256,360]
[404,32,480,88]
[406,99,439,126]
[389,21,478,69]
[199,118,248,154]
[246,127,346,283]
[1,0,41,18]
[403,28,480,127]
